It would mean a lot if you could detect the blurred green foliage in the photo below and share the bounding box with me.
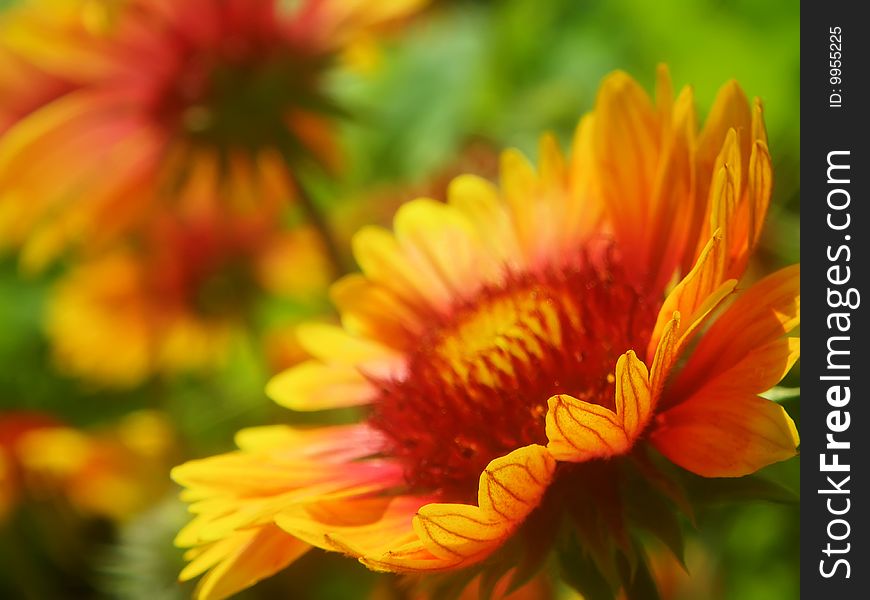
[0,0,800,598]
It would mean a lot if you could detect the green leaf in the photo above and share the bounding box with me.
[557,537,617,600]
[504,511,559,594]
[629,447,694,523]
[624,486,686,569]
[619,550,662,600]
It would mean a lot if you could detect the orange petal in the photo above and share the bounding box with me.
[647,231,737,376]
[699,337,800,398]
[591,71,660,272]
[651,392,799,477]
[748,139,773,251]
[646,83,698,292]
[697,80,752,197]
[673,264,800,400]
[276,495,427,557]
[266,360,377,411]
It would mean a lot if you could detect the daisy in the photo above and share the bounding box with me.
[172,68,799,599]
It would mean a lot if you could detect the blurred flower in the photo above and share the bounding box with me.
[0,411,60,521]
[0,0,426,270]
[45,209,333,388]
[0,410,176,522]
[172,68,799,599]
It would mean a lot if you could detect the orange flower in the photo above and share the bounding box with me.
[172,68,799,599]
[45,208,334,387]
[0,0,426,270]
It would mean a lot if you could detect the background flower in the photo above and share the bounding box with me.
[0,0,425,270]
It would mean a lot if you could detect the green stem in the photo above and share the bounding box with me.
[294,179,350,277]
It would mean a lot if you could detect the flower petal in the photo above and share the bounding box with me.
[615,350,653,438]
[393,198,498,299]
[183,524,309,600]
[362,445,555,572]
[276,495,426,557]
[546,394,628,461]
[330,274,423,349]
[651,392,799,477]
[672,264,800,400]
[447,173,522,269]
[265,360,376,411]
[547,350,652,462]
[352,224,451,313]
[295,322,404,378]
[647,230,737,394]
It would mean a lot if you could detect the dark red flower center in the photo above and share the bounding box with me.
[369,251,659,502]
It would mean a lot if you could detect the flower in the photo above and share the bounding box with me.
[0,410,176,521]
[172,68,799,599]
[0,0,426,270]
[45,209,333,387]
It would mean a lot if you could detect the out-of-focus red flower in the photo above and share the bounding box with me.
[45,208,334,387]
[0,410,177,522]
[0,0,427,270]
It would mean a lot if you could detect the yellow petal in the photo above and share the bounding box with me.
[362,445,555,573]
[447,174,521,269]
[187,524,309,600]
[546,394,630,461]
[352,225,452,313]
[330,274,423,349]
[265,361,376,411]
[295,322,403,378]
[567,114,603,240]
[276,495,424,556]
[615,350,653,438]
[538,132,566,189]
[393,198,497,297]
[500,148,539,264]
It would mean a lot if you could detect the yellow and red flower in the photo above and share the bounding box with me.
[0,410,176,522]
[172,68,799,599]
[45,208,333,387]
[0,0,425,270]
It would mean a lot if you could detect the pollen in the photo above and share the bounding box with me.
[369,253,659,501]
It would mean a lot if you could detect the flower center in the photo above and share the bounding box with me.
[369,253,658,501]
[152,42,327,153]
